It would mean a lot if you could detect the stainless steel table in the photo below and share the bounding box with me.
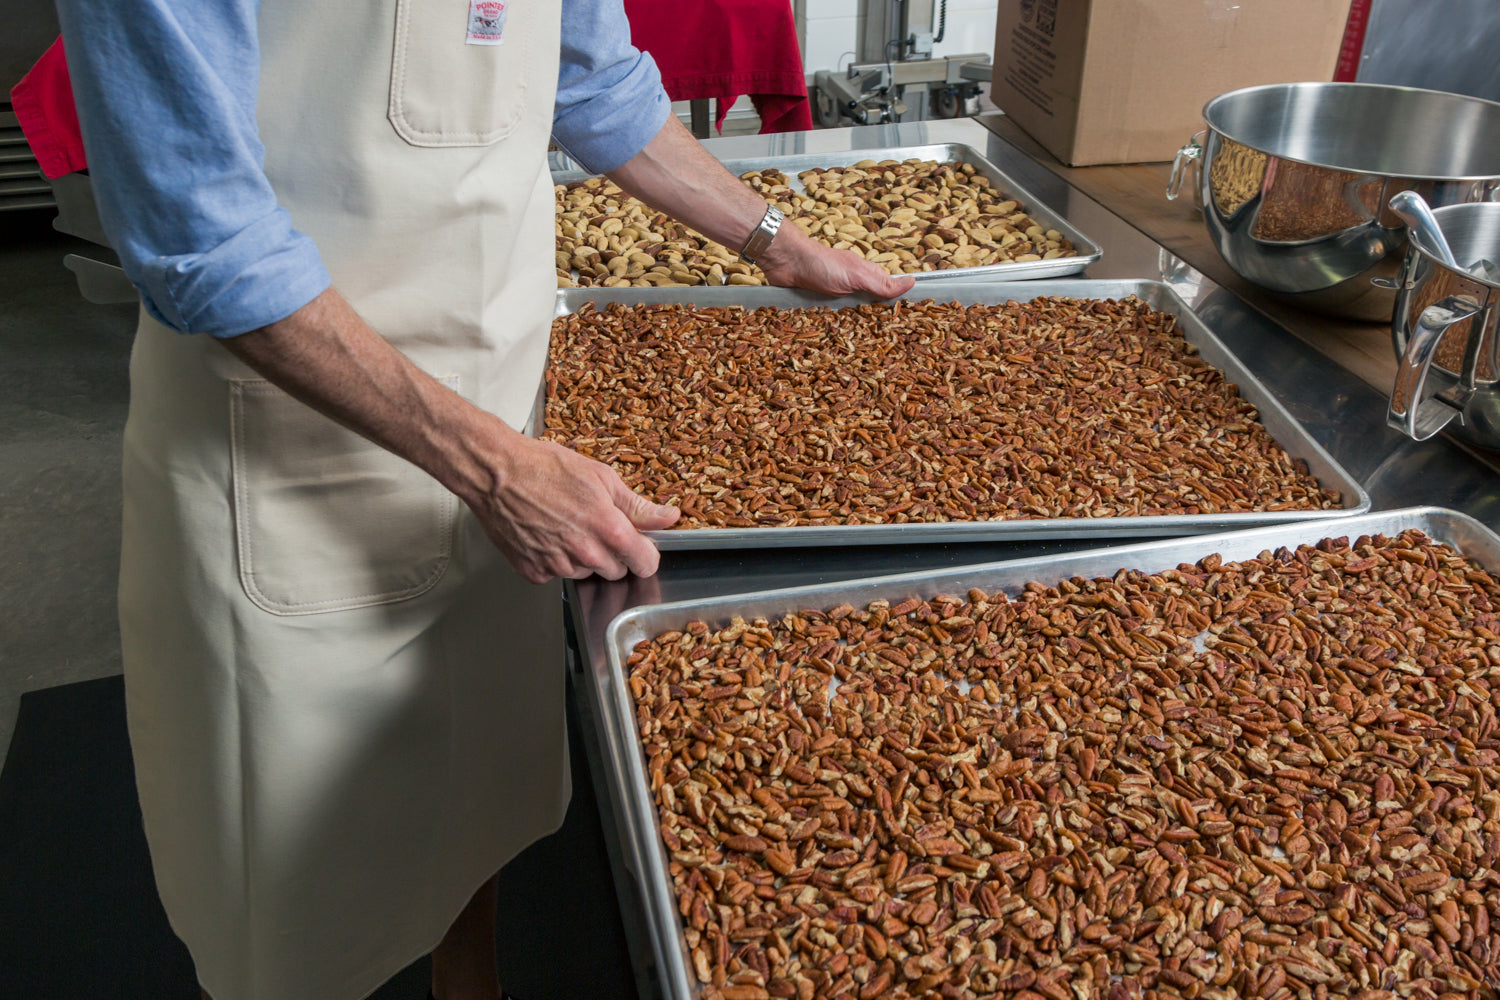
[557,117,1500,1000]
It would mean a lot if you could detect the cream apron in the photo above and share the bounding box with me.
[118,3,567,998]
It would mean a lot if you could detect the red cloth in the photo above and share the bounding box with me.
[623,0,812,134]
[10,37,88,178]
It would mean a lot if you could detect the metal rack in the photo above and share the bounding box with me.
[47,171,135,304]
[0,104,54,212]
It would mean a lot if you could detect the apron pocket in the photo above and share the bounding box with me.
[230,378,461,616]
[389,0,534,147]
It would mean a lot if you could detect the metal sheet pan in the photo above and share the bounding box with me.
[587,505,1500,1000]
[551,142,1103,283]
[551,280,1372,549]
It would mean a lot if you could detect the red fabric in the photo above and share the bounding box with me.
[9,37,88,178]
[623,0,812,134]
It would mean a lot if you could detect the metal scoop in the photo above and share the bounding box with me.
[1389,191,1500,283]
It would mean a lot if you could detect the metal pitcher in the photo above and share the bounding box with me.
[1389,202,1500,447]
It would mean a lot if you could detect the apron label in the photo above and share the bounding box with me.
[466,0,508,45]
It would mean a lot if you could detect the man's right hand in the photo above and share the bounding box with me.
[475,436,680,584]
[220,288,679,586]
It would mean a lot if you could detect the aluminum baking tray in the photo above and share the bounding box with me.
[551,142,1103,283]
[586,505,1500,1000]
[551,280,1372,549]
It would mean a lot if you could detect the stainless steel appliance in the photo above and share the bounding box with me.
[811,0,990,126]
[1168,82,1500,321]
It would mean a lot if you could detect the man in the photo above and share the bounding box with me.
[55,0,911,998]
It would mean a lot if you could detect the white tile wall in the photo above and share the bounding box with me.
[802,15,864,74]
[804,0,860,20]
[931,7,997,59]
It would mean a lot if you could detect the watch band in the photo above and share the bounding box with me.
[738,204,784,264]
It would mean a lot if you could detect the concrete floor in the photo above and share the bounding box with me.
[0,209,135,773]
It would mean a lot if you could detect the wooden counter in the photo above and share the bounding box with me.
[976,114,1402,396]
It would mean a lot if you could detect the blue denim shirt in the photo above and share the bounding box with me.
[54,0,669,337]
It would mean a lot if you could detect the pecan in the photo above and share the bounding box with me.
[633,530,1500,1000]
[547,298,1341,529]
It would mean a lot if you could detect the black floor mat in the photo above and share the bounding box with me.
[0,676,636,1000]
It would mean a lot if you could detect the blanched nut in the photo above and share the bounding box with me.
[553,159,1076,287]
[554,178,764,289]
[776,158,1077,273]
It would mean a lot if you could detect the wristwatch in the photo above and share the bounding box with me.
[737,204,784,264]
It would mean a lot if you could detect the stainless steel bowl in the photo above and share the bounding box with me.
[1170,83,1500,321]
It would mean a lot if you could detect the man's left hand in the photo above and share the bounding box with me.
[757,223,916,298]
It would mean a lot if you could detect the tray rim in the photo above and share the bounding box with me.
[591,504,1500,1000]
[552,140,1104,284]
[551,278,1373,549]
[606,505,1496,639]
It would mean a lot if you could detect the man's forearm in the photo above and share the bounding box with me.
[219,287,521,511]
[605,116,913,298]
[605,116,780,264]
[218,286,676,582]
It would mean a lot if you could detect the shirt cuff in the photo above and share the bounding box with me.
[131,209,332,338]
[552,52,672,175]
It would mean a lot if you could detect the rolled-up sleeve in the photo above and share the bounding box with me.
[553,0,671,174]
[54,0,330,337]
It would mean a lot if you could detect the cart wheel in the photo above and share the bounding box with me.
[813,86,842,129]
[934,87,963,119]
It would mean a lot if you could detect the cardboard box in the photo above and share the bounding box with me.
[991,0,1349,165]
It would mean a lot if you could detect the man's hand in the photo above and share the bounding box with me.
[220,288,679,585]
[757,222,915,298]
[476,437,679,584]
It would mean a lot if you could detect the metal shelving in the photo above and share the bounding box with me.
[0,105,55,212]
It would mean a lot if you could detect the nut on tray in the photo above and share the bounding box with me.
[545,296,1341,529]
[627,528,1500,1000]
[554,159,1078,289]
